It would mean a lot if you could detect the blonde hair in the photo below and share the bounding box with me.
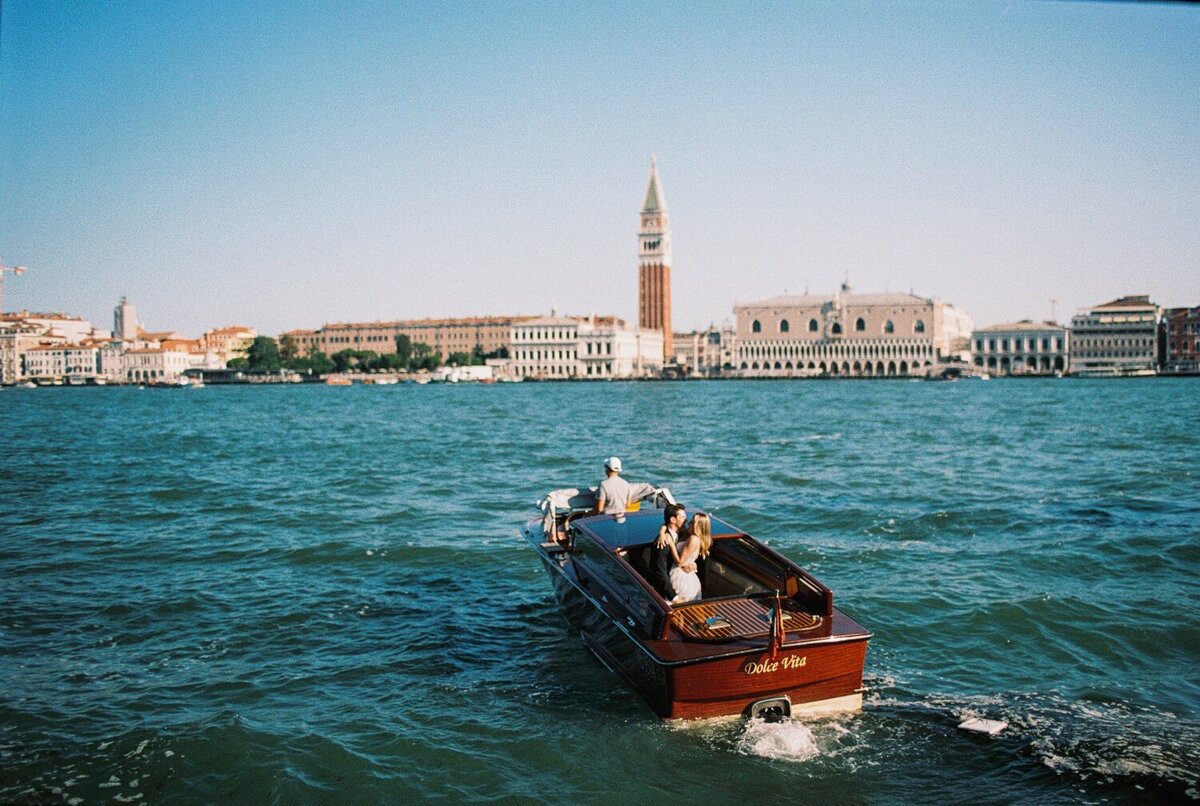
[690,513,712,559]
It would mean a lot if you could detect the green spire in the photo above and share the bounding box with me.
[642,157,666,214]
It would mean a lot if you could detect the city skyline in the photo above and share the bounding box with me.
[2,2,1198,338]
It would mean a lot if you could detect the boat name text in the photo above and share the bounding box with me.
[742,655,806,676]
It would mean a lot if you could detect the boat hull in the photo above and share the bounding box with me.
[535,542,868,719]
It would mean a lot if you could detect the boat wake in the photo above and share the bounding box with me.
[867,682,1200,801]
[735,717,823,761]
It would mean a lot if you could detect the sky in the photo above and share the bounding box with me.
[2,0,1198,338]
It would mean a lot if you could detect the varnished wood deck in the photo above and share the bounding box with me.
[670,597,821,642]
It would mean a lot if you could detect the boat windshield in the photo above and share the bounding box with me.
[577,510,741,550]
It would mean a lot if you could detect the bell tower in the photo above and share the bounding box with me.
[638,157,672,358]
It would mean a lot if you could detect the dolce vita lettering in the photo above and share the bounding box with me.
[742,655,807,676]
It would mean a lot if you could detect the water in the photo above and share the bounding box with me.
[2,379,1197,803]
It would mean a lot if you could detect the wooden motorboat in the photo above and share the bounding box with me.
[523,488,871,720]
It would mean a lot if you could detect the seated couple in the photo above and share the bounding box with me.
[651,504,712,604]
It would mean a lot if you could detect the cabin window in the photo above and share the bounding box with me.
[573,536,664,637]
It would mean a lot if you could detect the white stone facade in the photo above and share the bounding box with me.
[0,321,63,384]
[23,344,102,381]
[673,326,737,377]
[734,289,973,377]
[123,348,195,383]
[972,322,1068,375]
[509,316,664,379]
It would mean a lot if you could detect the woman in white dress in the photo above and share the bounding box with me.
[669,513,712,604]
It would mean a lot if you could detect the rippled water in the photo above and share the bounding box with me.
[2,380,1198,803]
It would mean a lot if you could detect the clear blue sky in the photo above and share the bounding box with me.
[2,1,1197,337]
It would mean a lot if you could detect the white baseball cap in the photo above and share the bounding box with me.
[604,456,622,472]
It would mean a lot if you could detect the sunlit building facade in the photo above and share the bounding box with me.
[734,288,972,377]
[509,315,663,379]
[972,321,1068,375]
[1070,296,1161,377]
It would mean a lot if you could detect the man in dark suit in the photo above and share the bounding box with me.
[649,504,689,600]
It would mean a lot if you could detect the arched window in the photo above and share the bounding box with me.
[780,319,790,333]
[914,319,926,333]
[855,317,866,332]
[884,320,895,334]
[808,319,819,332]
[831,322,842,335]
[752,320,762,333]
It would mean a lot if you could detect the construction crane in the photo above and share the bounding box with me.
[0,260,28,315]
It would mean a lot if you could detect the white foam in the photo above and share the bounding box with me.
[958,717,1007,735]
[737,718,820,761]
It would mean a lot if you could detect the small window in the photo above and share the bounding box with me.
[884,321,895,334]
[780,319,790,333]
[808,319,819,332]
[915,320,926,334]
[855,318,866,332]
[752,320,762,333]
[831,322,843,335]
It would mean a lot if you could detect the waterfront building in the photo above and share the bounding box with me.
[23,343,102,382]
[509,315,663,380]
[99,341,128,383]
[1162,307,1200,375]
[672,325,736,377]
[733,286,973,377]
[1069,295,1161,377]
[114,297,138,341]
[0,312,106,384]
[201,326,257,365]
[283,316,534,360]
[0,321,65,384]
[638,158,673,360]
[123,347,194,383]
[971,321,1068,375]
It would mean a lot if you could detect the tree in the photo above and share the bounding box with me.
[331,349,377,373]
[307,347,333,375]
[247,336,281,372]
[278,333,299,363]
[410,341,440,371]
[394,334,412,368]
[446,351,474,367]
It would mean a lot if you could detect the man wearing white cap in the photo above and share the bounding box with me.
[594,456,633,515]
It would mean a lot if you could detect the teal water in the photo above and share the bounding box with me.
[2,380,1198,804]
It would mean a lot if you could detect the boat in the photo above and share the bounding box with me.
[523,487,871,720]
[325,375,352,386]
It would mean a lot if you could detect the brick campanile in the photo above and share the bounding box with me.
[638,157,672,358]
